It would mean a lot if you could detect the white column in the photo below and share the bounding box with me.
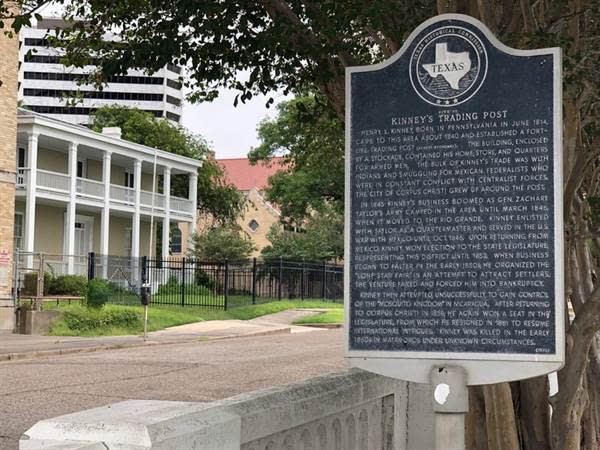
[100,151,111,278]
[131,159,142,260]
[162,166,171,259]
[66,142,78,274]
[189,171,198,250]
[24,133,38,268]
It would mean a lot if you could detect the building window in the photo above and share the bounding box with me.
[165,95,181,106]
[22,105,165,117]
[23,88,164,102]
[166,64,182,74]
[18,148,26,168]
[24,71,165,85]
[24,37,49,46]
[166,78,182,90]
[165,111,181,122]
[77,159,87,178]
[17,148,26,185]
[248,219,259,232]
[24,54,64,64]
[170,228,182,254]
[14,213,23,251]
[124,171,134,188]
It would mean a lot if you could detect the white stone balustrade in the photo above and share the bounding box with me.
[19,369,436,450]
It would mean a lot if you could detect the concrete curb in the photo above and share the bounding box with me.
[0,327,292,363]
[298,323,343,329]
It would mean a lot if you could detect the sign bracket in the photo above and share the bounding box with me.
[431,366,468,450]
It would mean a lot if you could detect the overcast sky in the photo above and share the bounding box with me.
[182,89,289,160]
[38,3,288,160]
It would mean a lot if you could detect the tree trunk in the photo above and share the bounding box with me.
[581,343,600,450]
[518,377,551,450]
[467,386,489,450]
[437,0,460,13]
[483,383,520,450]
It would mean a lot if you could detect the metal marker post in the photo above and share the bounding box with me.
[431,367,468,450]
[140,256,149,341]
[144,147,158,342]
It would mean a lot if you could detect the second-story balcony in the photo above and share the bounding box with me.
[16,167,195,217]
[16,108,202,262]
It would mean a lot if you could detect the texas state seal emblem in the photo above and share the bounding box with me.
[410,26,488,106]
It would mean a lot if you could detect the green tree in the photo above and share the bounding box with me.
[2,2,600,448]
[188,226,255,261]
[249,94,343,224]
[53,1,433,119]
[89,106,244,225]
[262,208,343,262]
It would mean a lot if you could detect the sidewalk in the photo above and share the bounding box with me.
[0,309,328,362]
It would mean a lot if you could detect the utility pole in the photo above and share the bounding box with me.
[0,1,21,331]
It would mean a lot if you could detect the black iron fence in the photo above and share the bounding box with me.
[88,254,343,310]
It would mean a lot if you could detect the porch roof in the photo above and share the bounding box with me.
[17,108,203,174]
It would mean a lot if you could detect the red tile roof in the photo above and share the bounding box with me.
[217,157,286,191]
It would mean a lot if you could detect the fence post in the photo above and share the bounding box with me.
[88,252,95,280]
[224,259,229,310]
[12,248,19,309]
[252,257,257,305]
[181,257,186,307]
[278,257,283,301]
[322,261,327,300]
[36,253,44,311]
[301,259,305,301]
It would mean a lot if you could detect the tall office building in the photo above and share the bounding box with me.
[18,17,184,125]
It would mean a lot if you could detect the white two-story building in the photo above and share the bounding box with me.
[14,108,201,276]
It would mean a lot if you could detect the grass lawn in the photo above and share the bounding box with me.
[47,300,343,337]
[293,309,344,325]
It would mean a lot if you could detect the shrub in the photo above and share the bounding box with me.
[156,276,180,295]
[21,272,53,296]
[49,275,88,297]
[87,279,112,309]
[194,268,215,289]
[61,306,141,332]
[156,277,212,297]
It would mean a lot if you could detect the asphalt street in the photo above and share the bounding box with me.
[0,328,347,450]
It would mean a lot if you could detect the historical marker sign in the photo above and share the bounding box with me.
[345,14,564,385]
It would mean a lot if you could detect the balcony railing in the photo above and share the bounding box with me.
[171,196,193,215]
[21,168,195,217]
[77,177,104,199]
[16,168,27,187]
[140,190,165,210]
[37,169,69,192]
[110,184,135,206]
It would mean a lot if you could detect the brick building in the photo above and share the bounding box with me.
[0,1,20,331]
[191,157,285,257]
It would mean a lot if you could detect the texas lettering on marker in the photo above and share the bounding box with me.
[422,43,471,89]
